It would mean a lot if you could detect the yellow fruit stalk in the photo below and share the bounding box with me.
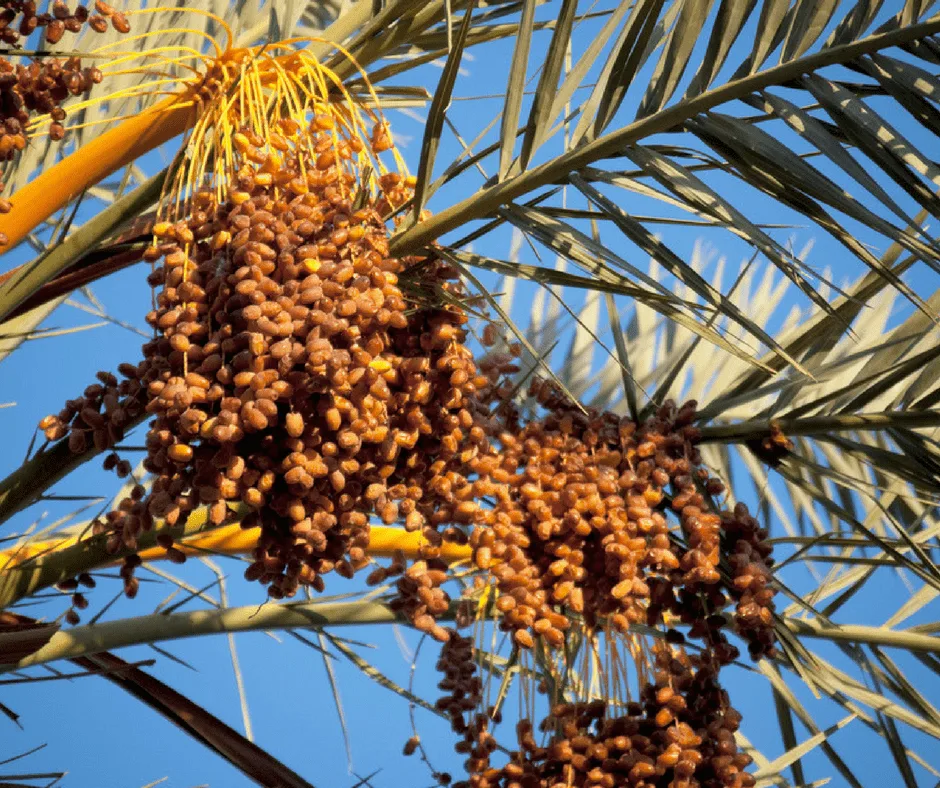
[0,521,473,574]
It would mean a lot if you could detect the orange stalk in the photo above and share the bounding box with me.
[0,37,378,254]
[0,522,472,573]
[0,92,195,253]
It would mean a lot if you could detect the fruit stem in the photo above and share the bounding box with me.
[0,521,472,576]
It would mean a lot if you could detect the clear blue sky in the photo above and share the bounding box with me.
[1,1,938,786]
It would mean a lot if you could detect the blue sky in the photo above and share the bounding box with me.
[1,1,939,786]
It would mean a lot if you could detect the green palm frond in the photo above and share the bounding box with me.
[385,0,940,332]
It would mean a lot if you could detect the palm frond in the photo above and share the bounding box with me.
[386,1,940,343]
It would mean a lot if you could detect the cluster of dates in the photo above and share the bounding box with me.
[435,641,754,788]
[32,86,779,788]
[42,115,491,609]
[419,384,776,787]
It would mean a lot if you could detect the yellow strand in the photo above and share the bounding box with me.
[90,28,223,60]
[603,622,613,705]
[163,108,193,216]
[295,40,409,176]
[186,114,213,200]
[208,92,232,190]
[237,58,247,129]
[282,67,324,167]
[479,596,497,713]
[299,59,347,193]
[298,62,356,196]
[243,62,265,143]
[250,59,274,144]
[267,65,287,132]
[281,35,387,114]
[216,91,242,200]
[172,57,241,208]
[166,129,193,222]
[97,46,211,73]
[124,5,234,53]
[267,62,318,183]
[574,630,587,700]
[274,60,319,122]
[184,100,220,208]
[302,52,374,142]
[522,646,532,729]
[608,628,621,708]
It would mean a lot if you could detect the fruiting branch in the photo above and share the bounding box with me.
[0,515,471,610]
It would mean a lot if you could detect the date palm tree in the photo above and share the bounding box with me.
[0,1,939,786]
